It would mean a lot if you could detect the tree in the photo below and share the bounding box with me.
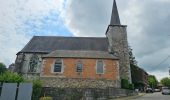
[160,77,170,88]
[0,62,7,74]
[128,46,137,65]
[148,75,158,89]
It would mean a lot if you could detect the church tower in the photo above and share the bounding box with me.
[106,0,132,82]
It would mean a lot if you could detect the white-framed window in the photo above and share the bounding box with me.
[96,60,104,74]
[53,58,63,73]
[76,60,83,72]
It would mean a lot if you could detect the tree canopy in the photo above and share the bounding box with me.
[148,75,158,88]
[160,77,170,88]
[0,62,7,74]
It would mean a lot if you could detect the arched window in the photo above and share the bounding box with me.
[76,61,83,72]
[53,58,62,72]
[96,60,104,74]
[29,54,39,72]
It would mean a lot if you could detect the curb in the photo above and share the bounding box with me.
[110,93,146,100]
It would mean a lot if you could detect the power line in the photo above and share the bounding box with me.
[154,55,170,68]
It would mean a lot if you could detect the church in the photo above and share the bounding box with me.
[14,0,131,88]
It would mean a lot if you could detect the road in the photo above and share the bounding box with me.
[132,92,170,100]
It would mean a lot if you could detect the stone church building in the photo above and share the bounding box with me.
[14,0,131,88]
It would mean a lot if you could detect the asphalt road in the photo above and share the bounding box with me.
[132,92,170,100]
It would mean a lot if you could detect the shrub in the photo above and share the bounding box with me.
[121,79,134,90]
[32,80,42,100]
[121,79,129,89]
[0,71,24,83]
[129,84,134,90]
[40,97,52,100]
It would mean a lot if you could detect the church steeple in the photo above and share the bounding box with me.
[106,0,132,83]
[110,0,121,25]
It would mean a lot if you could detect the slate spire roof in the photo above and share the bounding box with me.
[110,0,121,25]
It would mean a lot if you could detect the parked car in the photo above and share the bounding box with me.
[146,87,153,93]
[154,88,161,92]
[162,87,170,95]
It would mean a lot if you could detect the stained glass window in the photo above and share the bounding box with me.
[29,55,39,72]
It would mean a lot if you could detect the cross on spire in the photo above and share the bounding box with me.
[110,0,121,25]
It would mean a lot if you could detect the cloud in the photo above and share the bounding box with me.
[63,0,113,37]
[0,0,67,66]
[1,0,170,81]
[63,0,170,80]
[149,70,169,81]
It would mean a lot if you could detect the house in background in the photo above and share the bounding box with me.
[131,64,148,91]
[14,0,131,88]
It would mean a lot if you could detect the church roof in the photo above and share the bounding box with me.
[18,36,109,54]
[110,0,121,25]
[43,50,118,59]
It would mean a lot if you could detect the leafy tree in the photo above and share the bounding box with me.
[160,77,170,88]
[0,62,7,74]
[148,75,158,88]
[0,71,24,83]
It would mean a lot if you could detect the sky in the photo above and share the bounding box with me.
[0,0,170,81]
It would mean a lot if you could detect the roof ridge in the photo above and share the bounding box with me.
[19,37,35,54]
[33,36,107,39]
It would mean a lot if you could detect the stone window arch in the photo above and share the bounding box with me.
[29,54,39,72]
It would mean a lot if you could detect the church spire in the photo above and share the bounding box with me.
[110,0,121,25]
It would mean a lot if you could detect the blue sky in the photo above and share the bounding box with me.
[0,0,170,80]
[24,10,73,36]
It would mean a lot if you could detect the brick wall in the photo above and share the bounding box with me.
[41,58,119,80]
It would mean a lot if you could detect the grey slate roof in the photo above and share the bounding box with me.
[110,0,121,25]
[43,50,118,59]
[19,36,109,53]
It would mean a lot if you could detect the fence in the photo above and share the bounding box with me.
[0,82,32,100]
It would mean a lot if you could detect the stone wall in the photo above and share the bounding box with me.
[106,25,132,83]
[15,53,46,79]
[41,77,121,88]
[39,87,137,100]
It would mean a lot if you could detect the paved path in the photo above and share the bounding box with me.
[132,92,170,100]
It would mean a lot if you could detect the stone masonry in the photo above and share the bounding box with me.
[41,77,120,89]
[106,25,132,83]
